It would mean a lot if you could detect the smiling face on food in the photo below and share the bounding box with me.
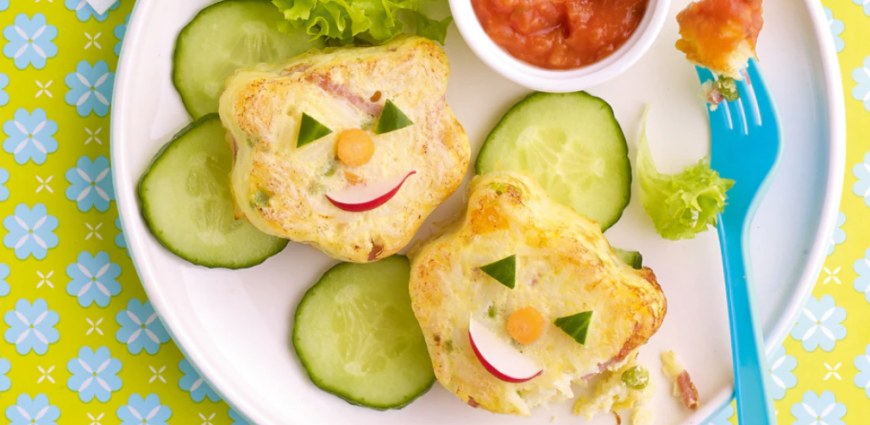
[408,172,667,416]
[219,36,470,262]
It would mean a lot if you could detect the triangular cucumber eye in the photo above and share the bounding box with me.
[480,255,516,289]
[297,113,333,147]
[375,100,413,135]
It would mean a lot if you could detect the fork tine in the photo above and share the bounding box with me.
[695,66,733,135]
[731,97,749,135]
[746,59,775,127]
[735,71,761,128]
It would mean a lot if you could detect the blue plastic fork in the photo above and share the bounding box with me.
[696,59,781,424]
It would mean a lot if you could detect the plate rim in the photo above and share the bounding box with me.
[110,0,846,423]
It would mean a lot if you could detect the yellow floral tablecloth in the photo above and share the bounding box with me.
[0,1,868,424]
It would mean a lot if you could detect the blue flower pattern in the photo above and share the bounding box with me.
[5,394,60,425]
[0,357,10,393]
[2,13,58,70]
[768,345,797,400]
[65,60,114,117]
[853,56,870,113]
[66,251,121,307]
[179,359,221,402]
[854,0,870,16]
[117,394,171,425]
[853,247,870,303]
[0,167,9,201]
[114,13,129,56]
[0,72,9,106]
[3,108,58,165]
[791,390,846,425]
[854,152,870,206]
[65,155,114,212]
[67,346,122,402]
[0,262,9,296]
[0,0,7,12]
[3,298,59,355]
[115,216,128,254]
[790,295,847,352]
[3,203,59,260]
[65,0,119,22]
[116,299,170,355]
[854,343,870,398]
[825,8,845,53]
[229,408,250,425]
[828,211,845,256]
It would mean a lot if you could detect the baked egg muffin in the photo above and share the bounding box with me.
[409,171,667,416]
[219,36,470,262]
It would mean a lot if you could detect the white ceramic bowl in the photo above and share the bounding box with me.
[449,0,672,92]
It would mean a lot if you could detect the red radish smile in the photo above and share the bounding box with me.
[326,171,416,212]
[468,316,543,383]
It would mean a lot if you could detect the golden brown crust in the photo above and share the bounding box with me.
[409,172,667,415]
[219,37,470,262]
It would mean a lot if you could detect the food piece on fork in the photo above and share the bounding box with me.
[675,0,764,79]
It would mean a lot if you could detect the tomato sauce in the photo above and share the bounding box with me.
[472,0,649,70]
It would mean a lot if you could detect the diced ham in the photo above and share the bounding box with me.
[676,371,700,410]
[661,350,700,411]
[307,74,384,116]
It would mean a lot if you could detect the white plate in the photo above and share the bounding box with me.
[111,1,845,424]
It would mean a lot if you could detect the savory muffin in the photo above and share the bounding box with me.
[219,36,470,262]
[675,0,764,78]
[409,171,667,416]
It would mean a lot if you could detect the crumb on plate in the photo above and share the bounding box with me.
[661,350,700,410]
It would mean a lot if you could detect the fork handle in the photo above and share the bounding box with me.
[717,216,776,424]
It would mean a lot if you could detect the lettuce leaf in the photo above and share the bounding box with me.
[637,105,734,240]
[413,12,452,45]
[273,0,451,45]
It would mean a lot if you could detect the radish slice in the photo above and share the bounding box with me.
[326,171,416,212]
[468,316,543,383]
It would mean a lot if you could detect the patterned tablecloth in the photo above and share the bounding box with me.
[0,1,868,424]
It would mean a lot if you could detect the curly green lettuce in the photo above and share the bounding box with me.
[273,0,452,46]
[637,105,734,240]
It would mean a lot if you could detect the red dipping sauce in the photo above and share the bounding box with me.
[472,0,649,70]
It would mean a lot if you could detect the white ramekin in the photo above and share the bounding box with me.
[449,0,672,92]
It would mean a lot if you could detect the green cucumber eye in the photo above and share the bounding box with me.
[554,311,593,345]
[297,113,333,147]
[480,255,516,289]
[375,100,413,135]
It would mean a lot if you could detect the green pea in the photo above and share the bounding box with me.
[714,76,739,102]
[621,366,649,390]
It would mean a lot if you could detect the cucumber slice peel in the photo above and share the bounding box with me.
[172,0,325,118]
[138,114,287,269]
[293,257,435,409]
[614,248,643,270]
[297,113,333,147]
[375,100,413,135]
[475,92,631,230]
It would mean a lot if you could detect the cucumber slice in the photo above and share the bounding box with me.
[294,257,435,409]
[475,92,631,230]
[614,248,643,270]
[138,114,288,268]
[173,0,325,118]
